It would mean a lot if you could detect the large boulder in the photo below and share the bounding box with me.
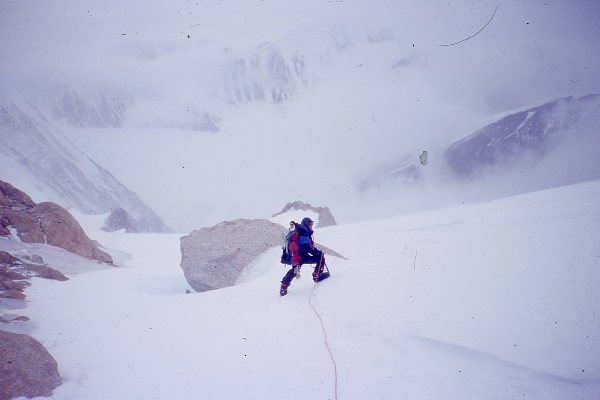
[180,219,287,292]
[0,330,62,400]
[0,180,112,263]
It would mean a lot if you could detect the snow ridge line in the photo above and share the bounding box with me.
[309,283,339,400]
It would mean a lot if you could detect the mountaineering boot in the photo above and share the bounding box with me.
[313,258,330,282]
[316,271,330,282]
[313,260,324,282]
[280,284,288,296]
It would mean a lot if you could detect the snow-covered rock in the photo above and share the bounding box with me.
[0,250,67,301]
[223,43,306,106]
[271,201,337,228]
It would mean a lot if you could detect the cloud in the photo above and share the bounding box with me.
[2,0,600,229]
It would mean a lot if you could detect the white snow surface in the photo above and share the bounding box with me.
[13,180,600,399]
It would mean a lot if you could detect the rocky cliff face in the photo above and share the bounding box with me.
[0,180,113,263]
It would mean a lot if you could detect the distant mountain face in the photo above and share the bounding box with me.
[0,32,327,231]
[360,94,600,199]
[0,101,168,232]
[42,43,308,133]
[223,43,306,106]
[50,88,128,129]
[444,94,600,177]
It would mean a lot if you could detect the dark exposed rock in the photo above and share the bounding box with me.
[0,181,35,209]
[0,180,113,263]
[0,315,30,324]
[0,330,62,400]
[0,314,30,324]
[0,289,27,300]
[103,207,136,232]
[272,201,337,227]
[0,249,69,398]
[0,250,68,301]
[0,251,19,265]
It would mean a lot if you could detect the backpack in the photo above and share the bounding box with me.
[280,225,300,265]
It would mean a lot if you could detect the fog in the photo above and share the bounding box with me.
[2,0,600,230]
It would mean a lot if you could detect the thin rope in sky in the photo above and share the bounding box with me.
[309,282,339,400]
[440,3,501,47]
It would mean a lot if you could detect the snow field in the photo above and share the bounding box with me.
[19,180,600,399]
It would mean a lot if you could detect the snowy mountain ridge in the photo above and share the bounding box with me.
[0,100,168,232]
[444,93,600,177]
[360,93,600,213]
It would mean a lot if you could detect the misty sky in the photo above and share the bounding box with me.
[2,0,600,229]
[2,0,599,105]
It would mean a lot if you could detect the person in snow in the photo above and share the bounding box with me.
[280,217,327,296]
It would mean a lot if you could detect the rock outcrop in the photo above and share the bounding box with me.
[0,330,62,400]
[0,180,113,263]
[272,201,337,227]
[0,251,68,300]
[0,180,114,398]
[180,218,346,292]
[103,207,136,232]
[180,219,287,292]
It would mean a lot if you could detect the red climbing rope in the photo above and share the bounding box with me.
[309,282,339,400]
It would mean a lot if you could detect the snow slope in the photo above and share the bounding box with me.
[17,180,600,399]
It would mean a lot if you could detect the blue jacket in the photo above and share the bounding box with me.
[296,222,315,255]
